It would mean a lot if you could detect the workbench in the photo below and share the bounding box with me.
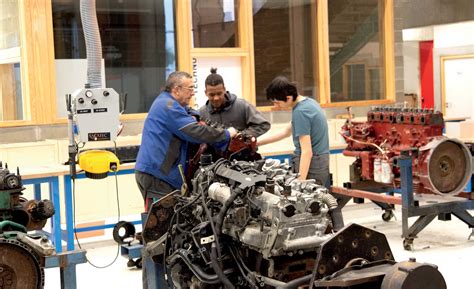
[21,163,138,251]
[19,142,347,253]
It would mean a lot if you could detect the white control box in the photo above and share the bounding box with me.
[72,88,120,142]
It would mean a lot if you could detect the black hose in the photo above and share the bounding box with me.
[167,249,234,284]
[210,244,235,289]
[214,187,241,236]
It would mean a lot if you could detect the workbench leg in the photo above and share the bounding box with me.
[60,264,78,289]
[64,175,75,251]
[49,178,63,253]
[34,184,42,200]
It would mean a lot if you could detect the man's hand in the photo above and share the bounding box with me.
[227,127,238,138]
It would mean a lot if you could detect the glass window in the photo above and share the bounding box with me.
[253,0,317,106]
[52,0,176,117]
[328,0,382,103]
[191,0,239,48]
[0,0,25,121]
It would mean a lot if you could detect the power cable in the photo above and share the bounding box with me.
[72,142,122,268]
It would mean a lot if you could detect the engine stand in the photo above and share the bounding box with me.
[332,152,474,250]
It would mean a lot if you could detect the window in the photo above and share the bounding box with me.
[0,0,25,121]
[253,0,317,106]
[52,0,176,117]
[191,0,239,48]
[342,63,367,101]
[328,0,383,103]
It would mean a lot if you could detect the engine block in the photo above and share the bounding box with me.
[143,157,447,289]
[341,107,472,195]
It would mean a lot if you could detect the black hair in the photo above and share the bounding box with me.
[265,76,298,101]
[205,67,225,87]
[164,71,192,92]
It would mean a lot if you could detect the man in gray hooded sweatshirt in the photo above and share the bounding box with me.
[199,68,270,137]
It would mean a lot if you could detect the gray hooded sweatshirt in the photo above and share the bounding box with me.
[199,92,270,137]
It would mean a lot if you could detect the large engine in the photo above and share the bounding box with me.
[0,162,56,289]
[341,107,472,195]
[143,157,447,289]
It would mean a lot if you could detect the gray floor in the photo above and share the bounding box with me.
[44,202,473,289]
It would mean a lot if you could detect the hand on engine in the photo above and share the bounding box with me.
[227,127,238,138]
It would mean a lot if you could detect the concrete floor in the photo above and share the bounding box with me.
[44,202,473,289]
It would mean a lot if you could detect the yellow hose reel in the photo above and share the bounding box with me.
[78,150,120,179]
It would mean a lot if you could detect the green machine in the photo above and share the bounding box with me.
[0,161,56,289]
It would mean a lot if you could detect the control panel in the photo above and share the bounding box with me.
[72,88,120,142]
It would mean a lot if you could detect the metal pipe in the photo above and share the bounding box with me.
[332,186,402,205]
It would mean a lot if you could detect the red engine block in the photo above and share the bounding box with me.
[341,107,471,195]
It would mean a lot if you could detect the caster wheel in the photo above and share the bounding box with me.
[127,259,136,268]
[135,258,143,269]
[382,210,394,222]
[403,238,414,251]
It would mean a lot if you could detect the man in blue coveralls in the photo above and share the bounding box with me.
[135,71,237,201]
[135,71,237,289]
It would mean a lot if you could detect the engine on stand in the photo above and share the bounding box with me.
[0,162,56,289]
[341,106,472,195]
[336,106,474,250]
[142,156,447,289]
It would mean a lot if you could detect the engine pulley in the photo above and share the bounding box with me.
[0,238,44,289]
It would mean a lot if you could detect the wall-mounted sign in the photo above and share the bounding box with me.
[192,57,242,109]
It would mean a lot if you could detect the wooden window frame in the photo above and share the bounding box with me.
[0,0,57,127]
[176,0,255,107]
[176,0,394,110]
[2,0,395,127]
[322,0,395,108]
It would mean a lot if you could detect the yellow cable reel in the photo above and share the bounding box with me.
[78,150,120,179]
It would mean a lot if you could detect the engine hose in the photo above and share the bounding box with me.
[329,208,345,232]
[167,249,233,284]
[320,194,338,209]
[321,194,344,231]
[275,274,313,289]
[80,0,102,88]
[210,244,235,289]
